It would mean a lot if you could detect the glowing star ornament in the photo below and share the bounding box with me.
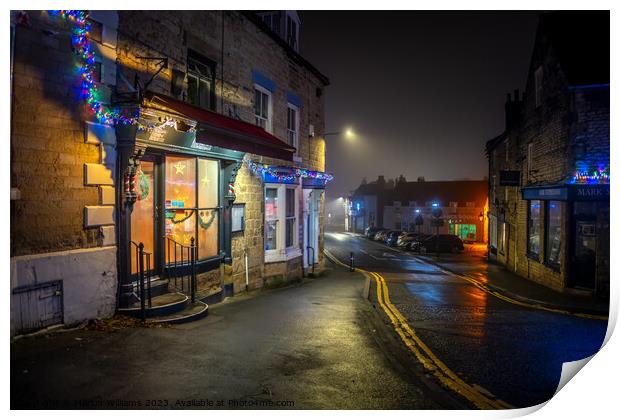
[174,162,186,175]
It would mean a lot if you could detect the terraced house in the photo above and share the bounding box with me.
[486,12,609,297]
[10,10,330,334]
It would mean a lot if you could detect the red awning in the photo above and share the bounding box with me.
[143,92,295,161]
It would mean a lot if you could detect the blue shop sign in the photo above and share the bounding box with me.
[522,184,610,201]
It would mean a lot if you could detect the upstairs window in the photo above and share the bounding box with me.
[534,66,543,108]
[254,85,272,132]
[286,15,298,51]
[187,50,216,111]
[287,104,299,153]
[87,19,103,43]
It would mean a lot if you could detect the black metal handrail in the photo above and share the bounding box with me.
[129,241,153,320]
[165,236,197,303]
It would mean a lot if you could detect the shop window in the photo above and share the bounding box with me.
[254,85,272,132]
[285,188,296,247]
[187,50,216,111]
[264,184,299,259]
[287,104,299,152]
[265,188,278,250]
[545,201,562,268]
[527,200,541,258]
[164,156,219,262]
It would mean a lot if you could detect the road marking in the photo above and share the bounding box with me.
[351,239,607,321]
[324,249,513,410]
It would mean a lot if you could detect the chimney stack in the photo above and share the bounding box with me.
[505,89,523,131]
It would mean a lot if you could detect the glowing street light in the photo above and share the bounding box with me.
[322,127,356,141]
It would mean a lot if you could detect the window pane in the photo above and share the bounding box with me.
[261,92,268,118]
[254,89,261,116]
[165,156,196,209]
[164,210,196,264]
[130,160,155,274]
[198,158,218,208]
[198,209,218,259]
[546,201,561,265]
[187,75,198,106]
[286,188,295,217]
[265,188,278,219]
[286,218,295,247]
[198,78,211,109]
[265,220,277,250]
[528,200,541,255]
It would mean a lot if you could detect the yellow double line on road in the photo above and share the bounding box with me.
[324,249,512,410]
[369,238,607,321]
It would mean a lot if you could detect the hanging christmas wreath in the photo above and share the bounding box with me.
[136,169,150,201]
[199,210,217,230]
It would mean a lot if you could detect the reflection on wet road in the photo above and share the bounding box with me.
[326,232,608,408]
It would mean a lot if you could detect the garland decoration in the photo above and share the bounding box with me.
[136,169,150,201]
[244,158,334,183]
[49,10,138,126]
[49,10,195,134]
[569,168,610,184]
[198,210,217,230]
[168,209,195,224]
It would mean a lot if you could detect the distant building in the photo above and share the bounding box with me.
[486,12,609,296]
[348,176,488,243]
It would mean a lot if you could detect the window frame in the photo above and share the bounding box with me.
[287,103,300,154]
[187,50,217,111]
[544,200,562,270]
[534,66,543,108]
[264,183,300,262]
[164,155,220,262]
[527,199,541,259]
[254,84,273,133]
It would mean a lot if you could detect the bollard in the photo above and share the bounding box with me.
[349,252,354,272]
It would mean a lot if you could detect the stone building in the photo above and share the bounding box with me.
[10,10,329,334]
[486,11,609,297]
[348,176,488,243]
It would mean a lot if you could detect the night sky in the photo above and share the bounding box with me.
[299,11,541,200]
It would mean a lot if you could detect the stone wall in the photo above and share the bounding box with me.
[10,11,119,334]
[487,24,609,296]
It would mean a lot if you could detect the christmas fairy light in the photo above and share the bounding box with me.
[244,159,334,183]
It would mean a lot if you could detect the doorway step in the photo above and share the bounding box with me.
[117,291,208,324]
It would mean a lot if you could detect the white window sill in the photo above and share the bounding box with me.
[264,246,302,263]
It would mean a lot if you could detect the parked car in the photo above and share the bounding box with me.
[410,234,465,253]
[373,229,389,242]
[385,230,404,246]
[364,226,384,239]
[396,232,423,248]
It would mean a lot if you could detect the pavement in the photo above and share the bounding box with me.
[415,249,609,317]
[11,260,468,410]
[325,231,608,408]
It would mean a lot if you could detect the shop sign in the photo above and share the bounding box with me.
[500,170,521,186]
[522,187,568,201]
[569,184,610,201]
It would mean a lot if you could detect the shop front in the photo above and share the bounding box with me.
[116,93,295,308]
[522,182,610,294]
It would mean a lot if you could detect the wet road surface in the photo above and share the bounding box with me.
[11,263,466,409]
[326,231,608,408]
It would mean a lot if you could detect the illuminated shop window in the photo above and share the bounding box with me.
[164,156,219,262]
[527,200,541,257]
[545,201,561,267]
